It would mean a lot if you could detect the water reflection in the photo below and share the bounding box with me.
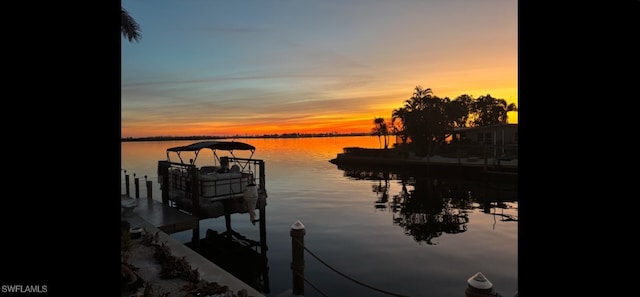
[186,228,271,294]
[339,165,518,245]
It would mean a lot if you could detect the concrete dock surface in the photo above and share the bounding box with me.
[125,211,266,297]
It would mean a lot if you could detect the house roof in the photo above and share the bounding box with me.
[453,123,518,133]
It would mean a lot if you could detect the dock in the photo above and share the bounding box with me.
[121,153,270,295]
[331,153,517,183]
[121,146,294,296]
[126,196,199,235]
[124,205,266,297]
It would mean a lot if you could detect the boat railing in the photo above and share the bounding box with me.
[158,158,267,219]
[230,157,267,194]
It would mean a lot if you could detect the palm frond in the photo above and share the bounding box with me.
[121,7,142,43]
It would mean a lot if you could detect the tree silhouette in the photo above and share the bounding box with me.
[372,117,390,149]
[390,86,517,156]
[121,7,142,43]
[412,85,433,99]
[447,94,474,128]
[470,94,518,126]
[391,107,408,144]
[394,86,452,156]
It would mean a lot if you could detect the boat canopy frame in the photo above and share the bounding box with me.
[166,140,256,169]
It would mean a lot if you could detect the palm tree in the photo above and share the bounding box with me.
[121,7,142,43]
[471,94,518,126]
[448,94,474,128]
[372,117,389,149]
[412,85,433,100]
[391,107,409,144]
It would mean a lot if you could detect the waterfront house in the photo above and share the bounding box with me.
[450,123,518,158]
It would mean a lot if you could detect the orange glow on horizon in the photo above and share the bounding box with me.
[122,118,379,138]
[121,86,517,138]
[122,111,518,138]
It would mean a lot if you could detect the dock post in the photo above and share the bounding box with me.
[259,193,267,256]
[134,174,140,199]
[259,160,266,188]
[224,215,233,238]
[159,161,170,205]
[465,272,496,297]
[189,165,200,246]
[290,220,305,296]
[258,160,268,256]
[145,175,153,201]
[125,170,130,197]
[259,194,270,294]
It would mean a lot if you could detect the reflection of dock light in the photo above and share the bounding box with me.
[243,182,259,225]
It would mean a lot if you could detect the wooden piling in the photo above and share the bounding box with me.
[290,220,305,296]
[146,179,153,201]
[189,164,200,245]
[258,193,267,256]
[134,174,140,199]
[258,160,268,256]
[259,190,270,293]
[125,172,130,197]
[159,161,170,204]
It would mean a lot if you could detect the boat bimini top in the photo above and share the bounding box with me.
[166,140,256,166]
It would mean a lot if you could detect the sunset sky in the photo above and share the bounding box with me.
[121,0,518,138]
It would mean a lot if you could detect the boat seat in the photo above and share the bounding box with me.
[230,164,240,173]
[200,166,219,174]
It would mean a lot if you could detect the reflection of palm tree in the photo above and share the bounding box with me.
[390,179,409,213]
[337,163,517,243]
[393,177,470,245]
[372,177,390,210]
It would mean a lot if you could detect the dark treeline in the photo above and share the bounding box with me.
[121,132,370,142]
[372,85,518,156]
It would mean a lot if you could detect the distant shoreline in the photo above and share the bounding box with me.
[121,132,373,142]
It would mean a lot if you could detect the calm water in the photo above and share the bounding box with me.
[121,136,518,297]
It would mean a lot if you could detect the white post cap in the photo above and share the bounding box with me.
[291,220,305,230]
[467,272,493,289]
